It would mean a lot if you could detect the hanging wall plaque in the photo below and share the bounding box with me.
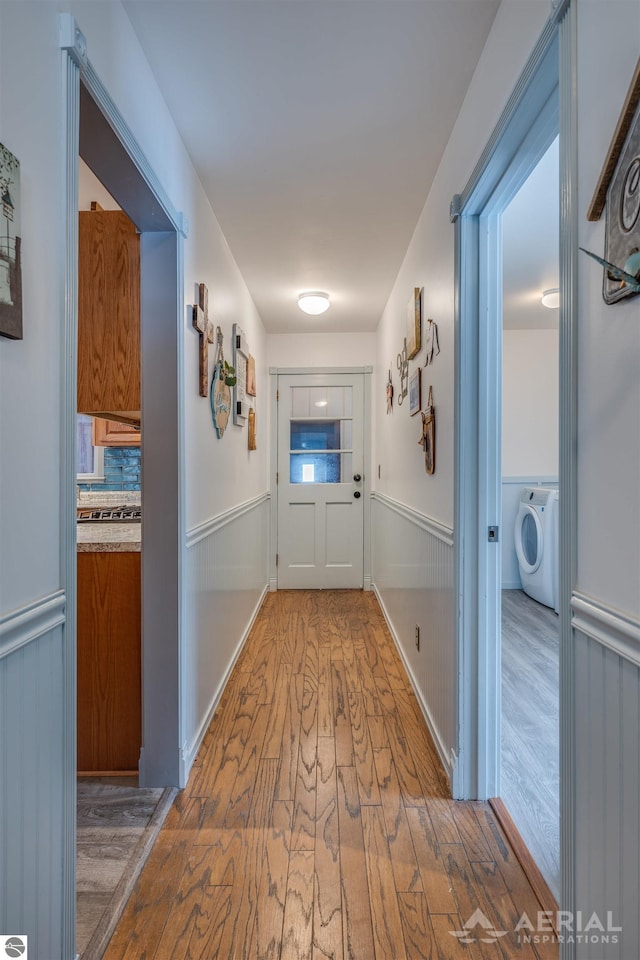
[233,323,249,423]
[210,326,235,438]
[419,385,436,475]
[0,143,23,340]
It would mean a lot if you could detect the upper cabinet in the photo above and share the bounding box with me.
[77,208,140,417]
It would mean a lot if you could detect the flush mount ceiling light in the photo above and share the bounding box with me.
[541,287,560,309]
[298,291,330,315]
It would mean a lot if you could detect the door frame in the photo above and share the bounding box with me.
[452,0,577,935]
[61,15,187,954]
[269,366,373,592]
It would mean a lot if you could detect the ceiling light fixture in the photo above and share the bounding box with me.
[541,287,560,309]
[298,291,330,315]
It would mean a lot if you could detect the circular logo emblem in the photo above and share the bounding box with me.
[5,938,26,958]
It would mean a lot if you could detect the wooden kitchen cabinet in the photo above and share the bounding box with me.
[77,551,141,774]
[93,416,141,447]
[77,208,140,415]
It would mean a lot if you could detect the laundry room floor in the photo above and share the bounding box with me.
[501,588,560,901]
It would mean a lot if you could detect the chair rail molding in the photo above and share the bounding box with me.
[0,590,66,661]
[186,492,270,548]
[571,592,640,668]
[370,491,454,547]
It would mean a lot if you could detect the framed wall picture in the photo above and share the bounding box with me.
[406,287,422,359]
[409,367,421,415]
[0,143,23,340]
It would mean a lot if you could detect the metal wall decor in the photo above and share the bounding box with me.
[0,142,23,339]
[396,338,409,404]
[586,57,640,304]
[406,287,422,359]
[419,385,436,475]
[423,316,440,366]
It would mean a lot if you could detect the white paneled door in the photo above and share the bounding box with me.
[277,373,364,588]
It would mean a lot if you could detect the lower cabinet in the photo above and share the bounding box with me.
[77,551,141,774]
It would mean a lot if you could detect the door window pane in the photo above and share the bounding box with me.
[290,420,342,451]
[290,452,352,483]
[290,385,353,418]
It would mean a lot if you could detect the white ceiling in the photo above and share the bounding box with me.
[123,0,500,334]
[503,137,559,331]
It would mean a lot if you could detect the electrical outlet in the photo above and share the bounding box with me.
[415,624,420,650]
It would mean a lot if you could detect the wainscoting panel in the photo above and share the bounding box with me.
[0,609,66,958]
[183,494,270,779]
[371,493,456,781]
[572,594,640,958]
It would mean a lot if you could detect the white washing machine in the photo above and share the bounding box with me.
[514,486,559,611]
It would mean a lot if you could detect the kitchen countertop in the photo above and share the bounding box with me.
[77,522,141,553]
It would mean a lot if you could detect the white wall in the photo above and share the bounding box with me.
[0,3,268,955]
[572,3,640,955]
[502,329,559,477]
[268,331,377,369]
[372,0,550,781]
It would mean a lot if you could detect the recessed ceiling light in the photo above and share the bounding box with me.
[541,287,560,309]
[298,291,330,315]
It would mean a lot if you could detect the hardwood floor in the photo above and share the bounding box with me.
[501,589,560,901]
[103,590,558,960]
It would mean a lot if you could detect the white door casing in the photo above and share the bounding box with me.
[277,372,364,589]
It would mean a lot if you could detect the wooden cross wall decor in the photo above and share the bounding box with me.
[192,282,215,397]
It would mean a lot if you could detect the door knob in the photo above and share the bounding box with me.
[353,474,362,482]
[354,491,361,499]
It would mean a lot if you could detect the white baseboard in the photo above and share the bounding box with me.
[269,577,278,593]
[372,583,455,784]
[182,583,270,781]
[363,576,372,592]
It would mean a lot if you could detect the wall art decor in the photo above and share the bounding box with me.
[192,282,214,396]
[246,354,257,396]
[232,324,250,424]
[419,385,436,475]
[423,316,440,366]
[396,338,409,405]
[406,286,422,359]
[409,367,421,416]
[248,406,257,450]
[210,326,236,439]
[386,369,394,414]
[586,57,640,304]
[0,143,23,340]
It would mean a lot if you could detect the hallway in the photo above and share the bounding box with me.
[102,591,557,960]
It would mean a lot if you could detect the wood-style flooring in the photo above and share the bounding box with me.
[501,589,559,901]
[103,590,558,960]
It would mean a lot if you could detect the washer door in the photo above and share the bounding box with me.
[514,505,543,574]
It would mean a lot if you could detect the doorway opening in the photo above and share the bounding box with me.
[453,7,574,911]
[500,137,560,900]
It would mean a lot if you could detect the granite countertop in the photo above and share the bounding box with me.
[77,522,141,553]
[77,491,142,552]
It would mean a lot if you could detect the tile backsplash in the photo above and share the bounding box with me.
[78,446,141,492]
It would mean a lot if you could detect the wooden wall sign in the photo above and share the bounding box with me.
[406,287,422,359]
[192,283,214,396]
[0,143,23,340]
[248,407,257,450]
[586,57,640,304]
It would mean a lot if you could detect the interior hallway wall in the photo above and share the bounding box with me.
[371,0,550,784]
[0,3,267,954]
